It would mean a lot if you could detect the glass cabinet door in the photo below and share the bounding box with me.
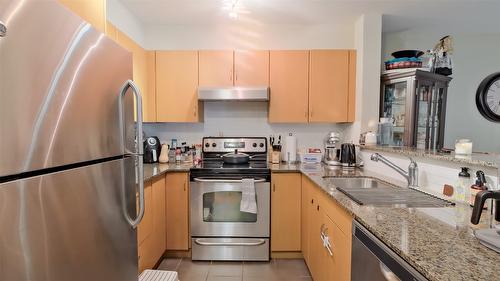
[382,81,407,146]
[415,83,446,150]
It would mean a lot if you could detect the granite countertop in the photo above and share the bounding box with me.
[360,145,499,169]
[143,162,193,181]
[144,161,500,280]
[297,163,499,281]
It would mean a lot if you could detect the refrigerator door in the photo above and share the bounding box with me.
[0,157,138,281]
[0,0,134,178]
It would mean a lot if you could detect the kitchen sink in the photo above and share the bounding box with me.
[324,176,454,207]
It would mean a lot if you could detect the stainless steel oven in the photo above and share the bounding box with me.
[190,137,271,261]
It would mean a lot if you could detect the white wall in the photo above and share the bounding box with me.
[144,102,348,150]
[143,23,354,50]
[106,0,145,45]
[382,30,500,153]
[343,14,382,143]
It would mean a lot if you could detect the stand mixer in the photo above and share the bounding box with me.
[323,132,342,166]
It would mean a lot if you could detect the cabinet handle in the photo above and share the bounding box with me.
[273,184,276,192]
[311,199,314,204]
[317,205,320,211]
[235,72,238,81]
[230,69,233,82]
[183,183,186,191]
[194,105,197,116]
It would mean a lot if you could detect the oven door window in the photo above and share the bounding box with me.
[203,191,257,222]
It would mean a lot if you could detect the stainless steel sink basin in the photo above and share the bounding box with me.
[325,177,454,207]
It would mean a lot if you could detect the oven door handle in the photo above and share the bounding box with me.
[194,238,266,246]
[193,178,266,183]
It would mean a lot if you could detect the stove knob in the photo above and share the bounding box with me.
[252,143,257,148]
[259,143,265,148]
[205,143,210,148]
[212,143,217,147]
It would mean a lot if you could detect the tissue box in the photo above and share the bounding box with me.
[298,150,322,163]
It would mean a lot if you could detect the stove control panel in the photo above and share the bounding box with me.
[202,137,267,153]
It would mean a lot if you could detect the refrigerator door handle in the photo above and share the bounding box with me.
[119,80,144,228]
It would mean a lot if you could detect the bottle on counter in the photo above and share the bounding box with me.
[159,143,169,163]
[168,148,176,163]
[175,148,181,164]
[470,170,488,207]
[453,167,470,202]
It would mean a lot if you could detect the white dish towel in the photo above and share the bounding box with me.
[240,178,257,214]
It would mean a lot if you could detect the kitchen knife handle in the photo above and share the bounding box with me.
[119,80,145,229]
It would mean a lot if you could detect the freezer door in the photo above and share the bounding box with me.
[0,0,134,177]
[0,157,138,281]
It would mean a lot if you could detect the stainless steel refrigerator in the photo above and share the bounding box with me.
[0,1,145,280]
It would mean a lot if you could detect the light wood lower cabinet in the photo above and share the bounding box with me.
[165,172,190,250]
[138,176,167,273]
[301,175,352,281]
[271,173,301,252]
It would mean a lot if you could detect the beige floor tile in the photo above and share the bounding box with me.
[177,271,208,281]
[207,276,242,281]
[177,259,211,276]
[242,261,279,277]
[157,258,181,271]
[275,259,311,278]
[209,262,243,277]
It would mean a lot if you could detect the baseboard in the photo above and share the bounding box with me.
[164,249,191,258]
[271,251,304,259]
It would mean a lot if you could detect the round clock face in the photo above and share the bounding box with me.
[476,72,500,122]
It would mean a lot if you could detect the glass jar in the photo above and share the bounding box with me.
[455,139,472,155]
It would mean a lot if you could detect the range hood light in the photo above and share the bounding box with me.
[198,87,269,101]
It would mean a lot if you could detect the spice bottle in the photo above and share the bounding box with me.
[454,167,470,202]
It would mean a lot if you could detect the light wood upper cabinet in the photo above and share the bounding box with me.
[234,50,269,86]
[105,21,117,41]
[166,172,190,250]
[115,30,156,122]
[199,51,234,87]
[309,50,350,122]
[156,51,202,122]
[347,50,357,122]
[58,0,106,32]
[269,51,309,123]
[271,173,301,252]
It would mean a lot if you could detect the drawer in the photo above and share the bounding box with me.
[318,185,352,236]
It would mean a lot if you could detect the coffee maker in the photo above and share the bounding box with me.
[144,136,161,163]
[323,132,342,166]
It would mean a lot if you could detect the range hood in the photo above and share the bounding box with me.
[198,87,269,101]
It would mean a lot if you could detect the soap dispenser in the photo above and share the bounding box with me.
[454,167,470,203]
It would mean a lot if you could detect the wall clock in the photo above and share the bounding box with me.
[476,72,500,122]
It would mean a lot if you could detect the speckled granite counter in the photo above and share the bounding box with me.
[297,163,499,281]
[145,161,499,280]
[360,145,499,169]
[143,162,193,181]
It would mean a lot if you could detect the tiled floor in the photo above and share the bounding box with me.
[157,258,312,281]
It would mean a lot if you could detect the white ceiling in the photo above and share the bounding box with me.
[118,0,500,33]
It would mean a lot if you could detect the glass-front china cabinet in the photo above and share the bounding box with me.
[380,69,452,150]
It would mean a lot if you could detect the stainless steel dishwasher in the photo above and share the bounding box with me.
[352,220,428,281]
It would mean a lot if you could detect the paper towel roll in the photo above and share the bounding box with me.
[282,134,297,163]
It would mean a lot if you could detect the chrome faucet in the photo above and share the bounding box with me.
[370,153,418,188]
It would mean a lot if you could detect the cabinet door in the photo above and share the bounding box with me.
[301,176,312,263]
[269,51,309,123]
[271,173,301,252]
[166,172,190,250]
[58,0,106,32]
[234,50,269,86]
[156,51,202,122]
[137,181,153,245]
[115,30,156,122]
[309,50,349,122]
[347,50,357,122]
[199,50,234,87]
[151,175,166,263]
[105,21,117,41]
[308,187,326,281]
[323,213,351,281]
